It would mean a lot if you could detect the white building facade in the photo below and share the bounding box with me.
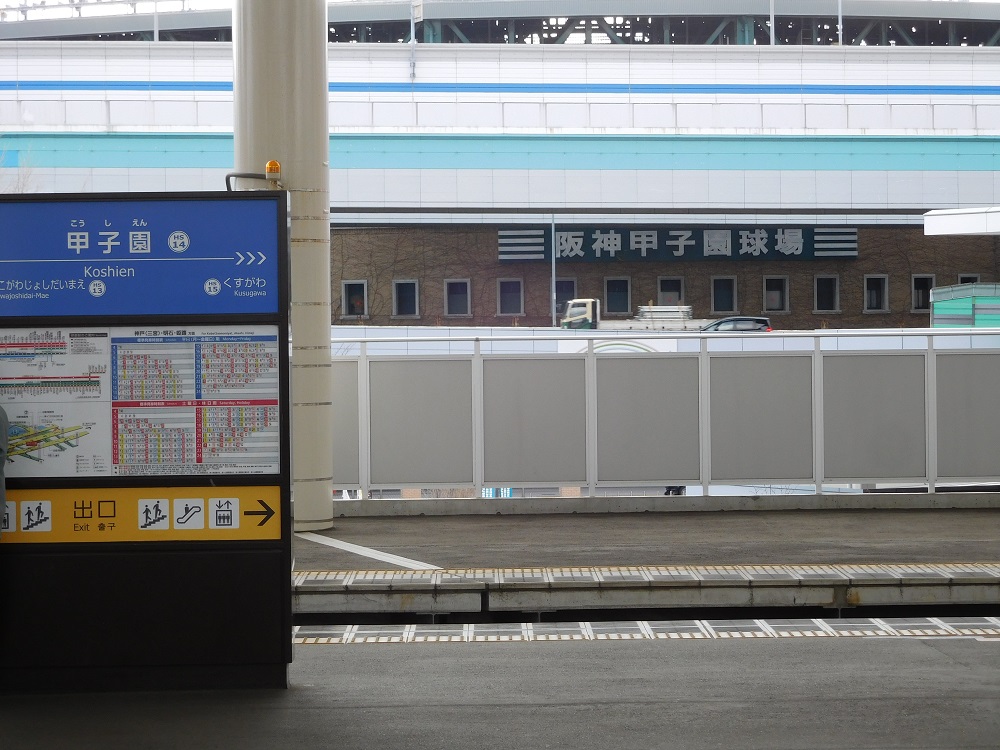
[3,41,1000,326]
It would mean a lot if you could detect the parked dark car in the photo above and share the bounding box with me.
[700,316,773,332]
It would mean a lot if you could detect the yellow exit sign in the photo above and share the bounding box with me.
[1,485,281,544]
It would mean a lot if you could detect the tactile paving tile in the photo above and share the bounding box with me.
[941,567,989,579]
[763,619,834,638]
[438,569,501,584]
[409,624,470,643]
[694,566,751,582]
[823,618,897,637]
[645,566,700,582]
[787,565,848,580]
[596,567,651,583]
[742,566,799,581]
[548,568,602,583]
[702,620,771,638]
[496,568,549,584]
[590,621,648,639]
[886,564,950,579]
[469,623,531,642]
[939,616,1000,637]
[647,620,710,639]
[296,571,353,585]
[882,618,954,636]
[348,570,437,584]
[837,565,899,580]
[530,623,591,641]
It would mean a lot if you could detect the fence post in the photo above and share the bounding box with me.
[473,338,484,497]
[813,335,825,494]
[926,334,937,494]
[358,341,371,499]
[586,338,598,498]
[699,336,711,496]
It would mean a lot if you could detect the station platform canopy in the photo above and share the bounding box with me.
[925,207,1000,236]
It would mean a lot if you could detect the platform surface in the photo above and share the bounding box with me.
[292,508,1000,571]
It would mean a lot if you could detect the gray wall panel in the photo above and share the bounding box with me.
[823,354,925,479]
[937,353,1000,479]
[483,359,587,484]
[332,361,360,486]
[710,355,814,481]
[596,357,700,483]
[369,360,473,484]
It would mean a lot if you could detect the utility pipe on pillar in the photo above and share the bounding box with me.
[234,0,334,531]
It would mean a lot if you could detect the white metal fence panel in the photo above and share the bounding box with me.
[710,355,814,482]
[331,329,1000,496]
[369,359,474,486]
[482,358,588,486]
[936,352,1000,480]
[595,357,701,484]
[331,360,360,486]
[823,354,927,481]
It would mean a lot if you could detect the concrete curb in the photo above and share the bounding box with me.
[327,492,1000,517]
[293,563,1000,615]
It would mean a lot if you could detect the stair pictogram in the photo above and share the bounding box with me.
[140,500,168,529]
[23,502,51,531]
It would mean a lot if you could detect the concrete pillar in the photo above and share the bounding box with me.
[234,0,334,531]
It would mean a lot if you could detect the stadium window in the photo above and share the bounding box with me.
[658,277,684,305]
[393,280,419,317]
[763,276,789,313]
[497,279,524,316]
[958,274,979,285]
[814,275,840,313]
[342,280,367,317]
[444,279,471,317]
[605,278,631,314]
[864,275,889,312]
[911,275,934,312]
[711,277,737,314]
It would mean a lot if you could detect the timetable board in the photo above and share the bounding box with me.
[1,325,281,478]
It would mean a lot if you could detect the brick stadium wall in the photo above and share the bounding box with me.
[330,226,1000,330]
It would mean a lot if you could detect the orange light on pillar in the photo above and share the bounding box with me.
[265,160,281,187]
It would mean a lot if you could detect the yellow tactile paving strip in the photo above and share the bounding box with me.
[295,562,1000,588]
[294,616,1000,645]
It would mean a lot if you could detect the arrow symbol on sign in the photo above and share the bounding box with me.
[236,251,246,265]
[257,252,267,264]
[243,499,275,527]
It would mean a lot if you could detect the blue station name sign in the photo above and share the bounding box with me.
[0,192,287,317]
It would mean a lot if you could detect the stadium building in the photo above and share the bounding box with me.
[3,0,1000,328]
